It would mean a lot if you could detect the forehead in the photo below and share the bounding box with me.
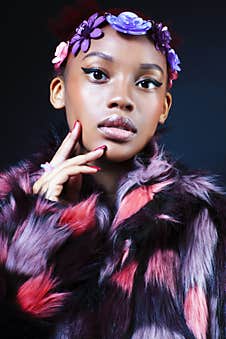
[67,25,167,71]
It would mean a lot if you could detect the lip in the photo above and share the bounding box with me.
[98,126,135,142]
[98,114,137,133]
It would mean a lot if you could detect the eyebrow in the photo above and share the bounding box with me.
[140,63,164,75]
[82,52,113,62]
[82,52,164,74]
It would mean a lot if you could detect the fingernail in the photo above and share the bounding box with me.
[71,120,80,135]
[72,120,77,129]
[93,145,107,151]
[89,165,101,171]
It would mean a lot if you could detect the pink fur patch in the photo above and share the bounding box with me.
[184,286,208,339]
[17,269,68,318]
[121,239,132,267]
[156,214,179,223]
[12,220,27,242]
[60,194,98,235]
[0,175,11,199]
[18,172,32,194]
[111,261,138,296]
[145,249,179,294]
[35,198,59,216]
[113,180,173,229]
[0,235,8,264]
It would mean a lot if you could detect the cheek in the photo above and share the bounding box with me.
[138,94,164,125]
[64,82,90,129]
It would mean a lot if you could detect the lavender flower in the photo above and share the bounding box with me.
[70,13,105,55]
[106,11,152,35]
[167,49,181,72]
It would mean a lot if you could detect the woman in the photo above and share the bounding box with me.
[0,5,225,339]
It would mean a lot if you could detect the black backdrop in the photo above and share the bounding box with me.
[1,0,226,186]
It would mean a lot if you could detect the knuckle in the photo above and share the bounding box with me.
[33,181,40,194]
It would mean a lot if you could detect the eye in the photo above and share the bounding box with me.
[81,67,108,82]
[136,78,162,90]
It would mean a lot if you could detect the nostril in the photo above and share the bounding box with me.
[109,102,119,108]
[125,103,133,111]
[108,102,134,111]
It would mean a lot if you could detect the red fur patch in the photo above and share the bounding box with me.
[17,270,68,318]
[111,261,138,296]
[60,194,98,236]
[145,249,179,295]
[113,180,173,229]
[184,286,208,339]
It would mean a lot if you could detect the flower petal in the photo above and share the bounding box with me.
[52,56,61,64]
[81,38,90,52]
[90,28,103,38]
[87,12,98,26]
[70,34,81,44]
[54,62,61,70]
[72,40,81,55]
[93,15,106,27]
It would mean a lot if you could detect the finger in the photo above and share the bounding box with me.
[49,165,100,186]
[45,184,63,202]
[50,121,81,167]
[62,147,106,168]
[33,164,99,196]
[39,165,99,201]
[38,147,105,185]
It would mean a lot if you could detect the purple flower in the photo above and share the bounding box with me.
[106,11,152,35]
[70,13,105,55]
[167,49,181,72]
[152,23,172,52]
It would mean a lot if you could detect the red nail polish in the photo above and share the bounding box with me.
[93,145,107,151]
[89,165,101,171]
[72,120,77,129]
[71,121,80,136]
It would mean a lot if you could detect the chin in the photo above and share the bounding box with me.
[103,144,137,163]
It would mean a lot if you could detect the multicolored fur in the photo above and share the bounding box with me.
[0,135,225,338]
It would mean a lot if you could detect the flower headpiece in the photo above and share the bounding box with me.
[52,11,181,87]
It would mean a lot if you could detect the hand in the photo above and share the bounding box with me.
[33,121,106,202]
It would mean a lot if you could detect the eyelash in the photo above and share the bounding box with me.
[81,67,108,82]
[81,67,163,89]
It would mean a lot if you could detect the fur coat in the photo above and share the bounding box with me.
[0,133,225,339]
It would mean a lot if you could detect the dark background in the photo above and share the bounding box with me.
[1,0,226,187]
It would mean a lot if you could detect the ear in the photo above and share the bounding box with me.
[49,76,65,109]
[159,92,172,124]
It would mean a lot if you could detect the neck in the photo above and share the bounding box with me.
[77,143,138,204]
[92,157,134,203]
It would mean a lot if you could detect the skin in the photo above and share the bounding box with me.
[33,25,172,203]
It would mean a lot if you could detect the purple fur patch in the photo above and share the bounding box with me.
[6,201,71,276]
[182,208,218,291]
[131,325,185,338]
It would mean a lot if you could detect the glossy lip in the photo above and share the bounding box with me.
[98,126,135,142]
[97,114,137,133]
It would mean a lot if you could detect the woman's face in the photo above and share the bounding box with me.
[50,25,172,162]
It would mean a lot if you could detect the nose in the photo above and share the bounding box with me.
[107,80,135,112]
